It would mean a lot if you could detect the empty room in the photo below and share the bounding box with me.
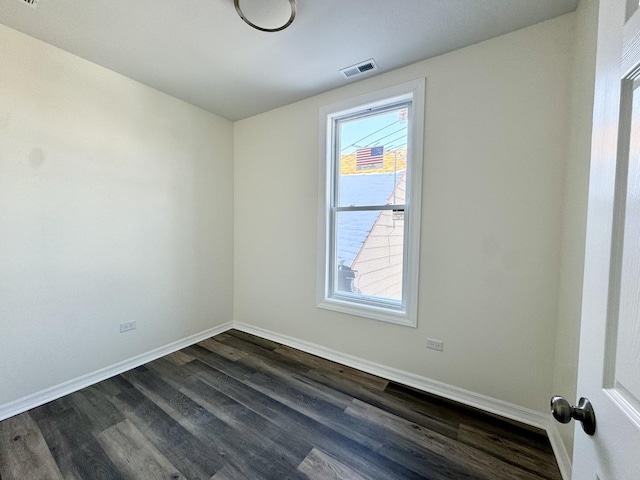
[1,0,638,478]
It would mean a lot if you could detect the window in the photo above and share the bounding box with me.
[317,79,425,327]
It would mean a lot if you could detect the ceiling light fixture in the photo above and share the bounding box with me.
[234,0,296,33]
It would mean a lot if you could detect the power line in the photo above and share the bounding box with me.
[377,134,407,149]
[386,138,408,149]
[341,120,400,152]
[368,127,407,147]
[386,142,407,151]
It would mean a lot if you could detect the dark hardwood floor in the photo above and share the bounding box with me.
[0,330,562,480]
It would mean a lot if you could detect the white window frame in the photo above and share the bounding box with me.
[316,78,425,327]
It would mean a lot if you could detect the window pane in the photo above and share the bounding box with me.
[337,106,409,207]
[319,79,423,325]
[335,210,404,303]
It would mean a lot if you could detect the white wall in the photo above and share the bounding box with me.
[0,7,587,436]
[0,24,234,407]
[234,14,574,413]
[552,0,598,460]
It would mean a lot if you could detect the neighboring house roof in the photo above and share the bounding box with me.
[337,171,405,267]
[351,171,406,300]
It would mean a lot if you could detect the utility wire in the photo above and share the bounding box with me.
[386,139,408,149]
[340,120,401,152]
[368,127,407,147]
[377,134,407,149]
[386,142,408,151]
[389,143,407,152]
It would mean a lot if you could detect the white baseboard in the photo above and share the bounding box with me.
[546,420,573,480]
[232,322,549,430]
[0,322,233,421]
[1,319,572,479]
[234,323,576,473]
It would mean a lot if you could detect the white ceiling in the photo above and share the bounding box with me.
[0,0,579,121]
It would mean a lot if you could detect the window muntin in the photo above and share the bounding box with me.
[318,79,424,327]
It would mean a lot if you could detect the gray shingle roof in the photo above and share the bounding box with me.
[337,171,404,266]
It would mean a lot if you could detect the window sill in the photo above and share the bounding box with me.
[317,297,417,328]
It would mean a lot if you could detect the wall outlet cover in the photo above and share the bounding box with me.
[120,321,137,333]
[426,339,444,351]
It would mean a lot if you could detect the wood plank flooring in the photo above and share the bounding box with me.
[0,330,562,480]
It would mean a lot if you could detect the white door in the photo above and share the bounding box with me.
[569,0,640,477]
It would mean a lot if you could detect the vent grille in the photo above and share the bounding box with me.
[17,0,39,8]
[340,59,378,79]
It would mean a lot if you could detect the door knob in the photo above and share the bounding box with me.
[550,395,596,435]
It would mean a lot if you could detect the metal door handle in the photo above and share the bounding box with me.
[550,395,596,435]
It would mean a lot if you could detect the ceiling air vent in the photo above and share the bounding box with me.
[17,0,39,8]
[340,59,378,79]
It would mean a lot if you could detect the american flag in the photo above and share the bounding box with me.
[356,146,384,170]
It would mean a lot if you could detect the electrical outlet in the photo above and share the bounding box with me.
[426,338,444,351]
[120,321,137,333]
